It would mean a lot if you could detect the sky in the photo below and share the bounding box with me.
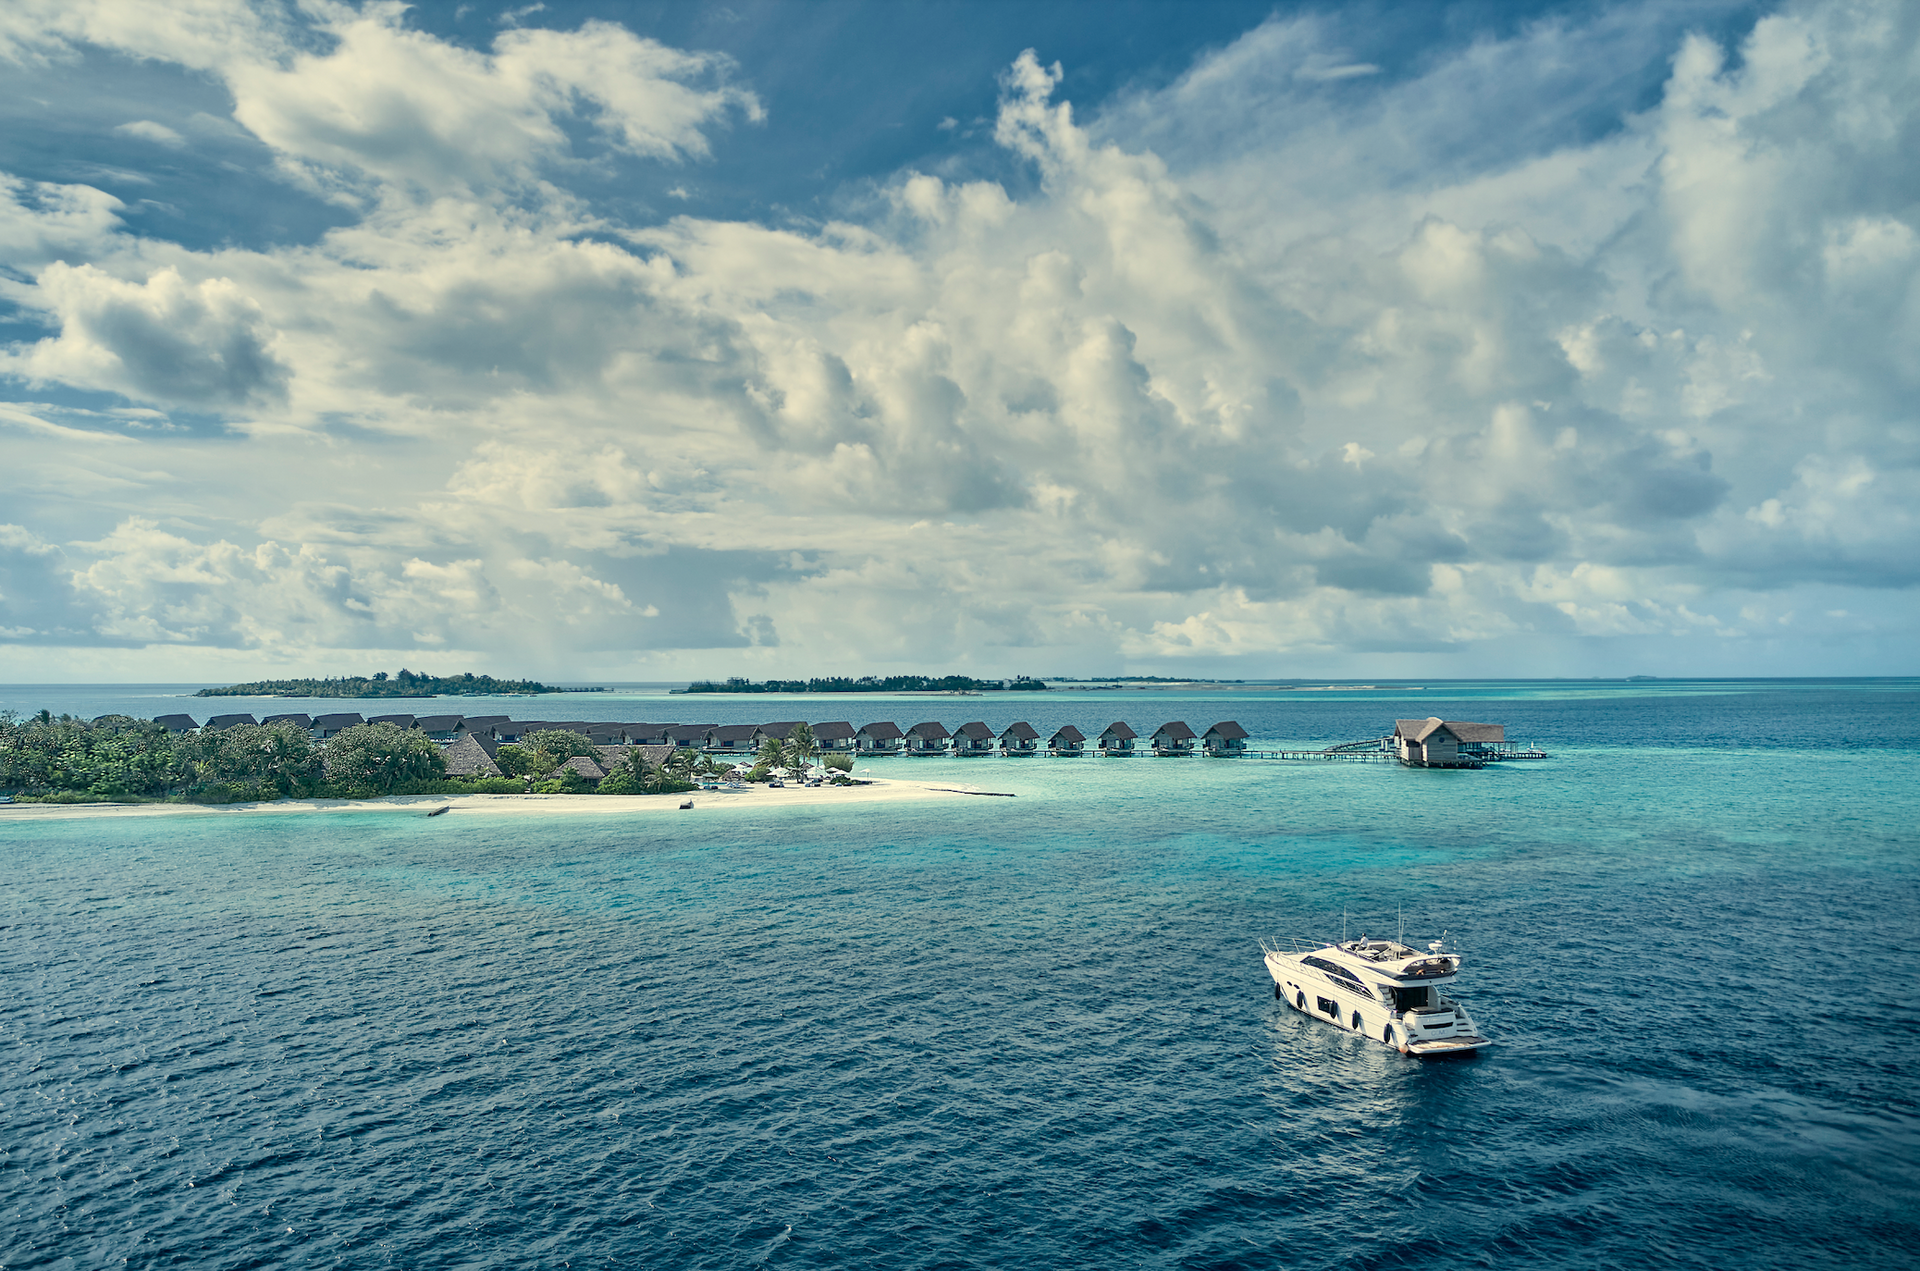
[0,0,1916,684]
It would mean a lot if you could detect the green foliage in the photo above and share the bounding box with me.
[532,767,593,794]
[491,744,543,778]
[746,762,773,783]
[821,752,853,773]
[595,747,693,795]
[787,723,817,766]
[755,736,788,769]
[321,723,447,796]
[176,722,326,801]
[196,668,552,698]
[526,729,599,769]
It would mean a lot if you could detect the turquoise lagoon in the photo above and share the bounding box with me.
[3,680,1917,1268]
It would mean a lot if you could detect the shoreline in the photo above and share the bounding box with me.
[0,778,993,822]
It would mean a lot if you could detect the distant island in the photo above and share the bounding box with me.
[679,675,1050,694]
[196,670,559,698]
[1048,676,1246,684]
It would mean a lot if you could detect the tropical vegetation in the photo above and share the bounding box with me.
[195,669,556,698]
[0,712,687,803]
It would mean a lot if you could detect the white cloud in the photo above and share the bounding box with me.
[4,264,291,408]
[113,119,187,147]
[0,0,1917,676]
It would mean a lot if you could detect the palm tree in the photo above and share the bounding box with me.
[787,723,816,772]
[756,736,788,772]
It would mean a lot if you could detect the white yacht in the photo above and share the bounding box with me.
[1262,934,1490,1056]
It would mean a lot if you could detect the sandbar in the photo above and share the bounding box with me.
[0,778,999,822]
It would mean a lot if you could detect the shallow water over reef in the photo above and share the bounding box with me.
[4,679,1918,1269]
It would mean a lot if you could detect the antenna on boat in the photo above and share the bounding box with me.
[1398,907,1403,944]
[1342,908,1347,943]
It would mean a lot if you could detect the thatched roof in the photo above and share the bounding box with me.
[1099,721,1137,741]
[955,721,994,740]
[908,721,951,740]
[1152,721,1196,741]
[1000,721,1039,740]
[857,721,904,740]
[204,714,257,730]
[443,733,502,777]
[1050,724,1085,743]
[1205,721,1249,741]
[811,721,856,741]
[1395,717,1505,744]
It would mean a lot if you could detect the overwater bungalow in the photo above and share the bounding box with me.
[1392,718,1505,768]
[665,724,714,749]
[812,721,856,752]
[313,712,363,739]
[856,722,904,754]
[1151,721,1197,755]
[1098,721,1139,756]
[706,724,759,753]
[1049,724,1087,756]
[153,713,198,734]
[999,721,1040,755]
[368,713,415,730]
[416,715,466,742]
[953,721,996,755]
[463,715,510,738]
[1203,721,1249,756]
[203,713,257,731]
[906,721,951,755]
[753,722,807,750]
[264,712,313,731]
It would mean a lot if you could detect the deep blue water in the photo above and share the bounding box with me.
[4,681,1918,1268]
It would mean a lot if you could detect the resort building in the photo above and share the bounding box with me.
[953,721,996,755]
[999,721,1040,755]
[666,724,714,749]
[264,712,313,731]
[557,755,606,785]
[1049,724,1087,756]
[750,722,809,754]
[811,722,856,752]
[204,714,257,731]
[906,721,951,755]
[443,733,503,778]
[1098,721,1139,756]
[1392,718,1506,768]
[415,715,466,742]
[368,713,414,730]
[1151,722,1197,755]
[153,713,198,734]
[1203,721,1249,756]
[464,715,510,738]
[313,712,363,739]
[856,722,904,754]
[705,724,760,753]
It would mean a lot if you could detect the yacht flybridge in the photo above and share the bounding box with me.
[1262,934,1490,1056]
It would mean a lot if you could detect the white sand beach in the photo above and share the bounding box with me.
[0,778,1007,822]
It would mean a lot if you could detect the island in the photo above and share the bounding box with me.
[196,669,561,698]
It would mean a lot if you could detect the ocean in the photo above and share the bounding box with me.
[4,679,1917,1268]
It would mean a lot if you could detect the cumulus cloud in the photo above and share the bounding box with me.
[5,264,291,408]
[0,0,1916,675]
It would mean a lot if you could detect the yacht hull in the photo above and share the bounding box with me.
[1265,950,1490,1057]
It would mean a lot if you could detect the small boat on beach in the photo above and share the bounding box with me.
[1262,933,1489,1056]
